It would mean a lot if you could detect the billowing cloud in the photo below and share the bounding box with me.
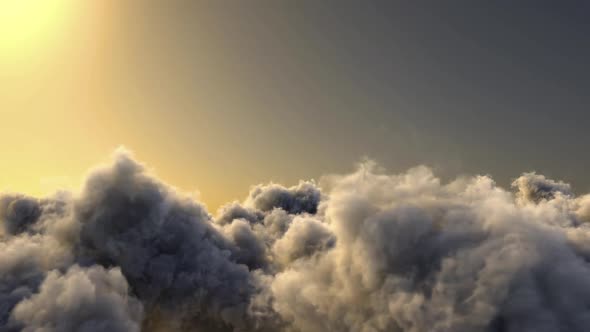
[10,265,143,332]
[1,149,590,331]
[244,181,321,215]
[512,172,572,204]
[271,216,335,265]
[0,195,41,235]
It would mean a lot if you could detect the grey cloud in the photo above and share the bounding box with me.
[0,233,74,330]
[574,195,590,223]
[10,265,143,332]
[2,151,590,332]
[245,181,321,214]
[258,209,293,240]
[270,166,590,332]
[512,172,572,204]
[222,219,268,270]
[0,195,41,235]
[215,202,265,226]
[72,151,263,330]
[272,216,334,265]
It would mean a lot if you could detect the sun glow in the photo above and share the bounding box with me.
[0,0,74,57]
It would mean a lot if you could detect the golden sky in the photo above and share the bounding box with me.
[0,1,334,210]
[0,1,230,206]
[0,1,109,196]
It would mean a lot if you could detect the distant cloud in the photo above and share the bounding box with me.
[512,172,572,204]
[1,149,590,331]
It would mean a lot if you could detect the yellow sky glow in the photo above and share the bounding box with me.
[0,1,232,209]
[0,0,74,59]
[0,2,332,211]
[0,1,109,196]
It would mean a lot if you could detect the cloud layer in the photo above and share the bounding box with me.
[2,150,590,331]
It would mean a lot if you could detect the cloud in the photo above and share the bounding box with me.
[271,216,335,265]
[512,172,572,204]
[215,202,265,226]
[10,265,143,332]
[0,195,41,235]
[2,149,590,331]
[71,151,264,330]
[244,181,321,214]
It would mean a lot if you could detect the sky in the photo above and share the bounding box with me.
[6,2,590,331]
[2,1,590,210]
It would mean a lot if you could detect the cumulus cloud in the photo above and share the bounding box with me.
[512,172,572,203]
[0,195,41,235]
[215,202,265,226]
[10,265,143,332]
[244,181,321,214]
[222,219,268,270]
[2,149,590,331]
[72,152,264,330]
[272,216,335,265]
